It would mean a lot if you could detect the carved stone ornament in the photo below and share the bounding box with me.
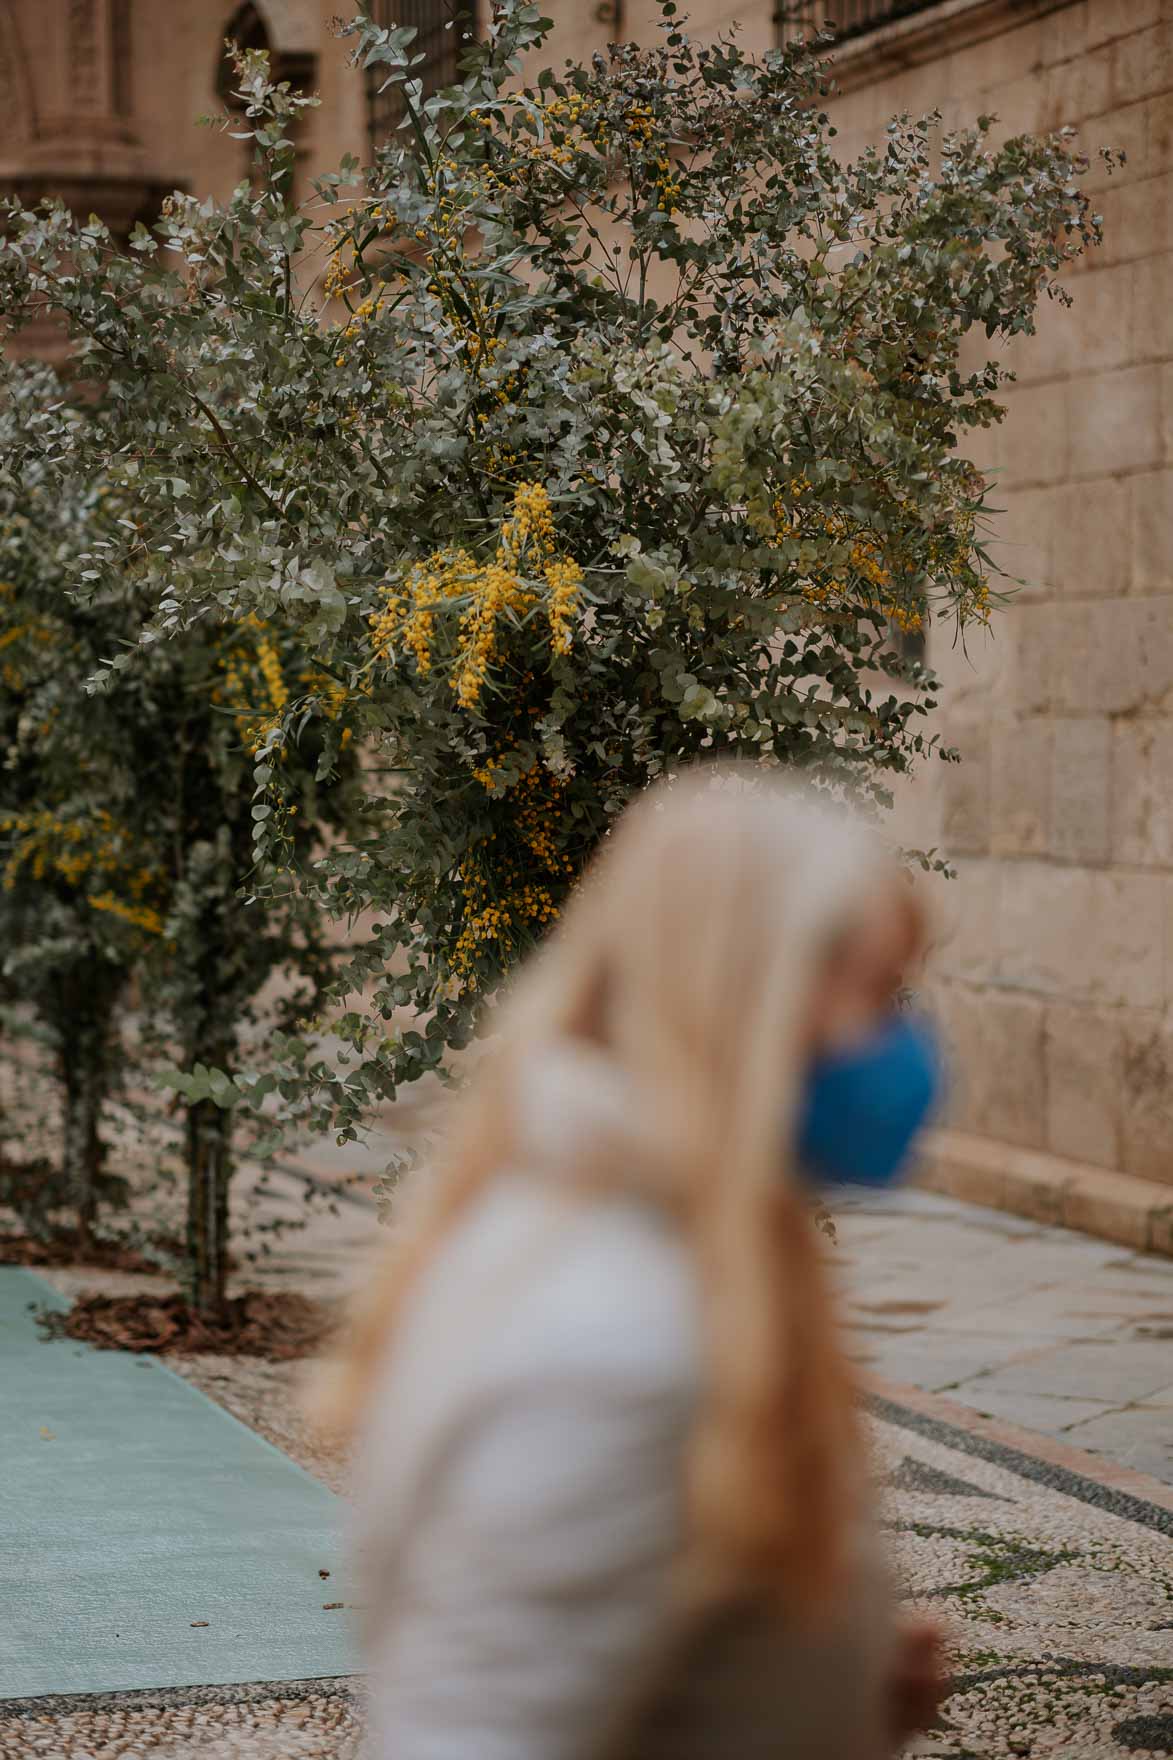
[0,0,35,149]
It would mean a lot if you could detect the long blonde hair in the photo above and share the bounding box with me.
[328,765,924,1612]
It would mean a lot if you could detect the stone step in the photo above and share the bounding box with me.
[920,1128,1173,1258]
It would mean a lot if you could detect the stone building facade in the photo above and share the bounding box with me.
[800,0,1173,1234]
[4,0,1171,1225]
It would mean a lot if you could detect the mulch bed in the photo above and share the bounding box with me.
[35,1289,335,1359]
[0,1231,182,1273]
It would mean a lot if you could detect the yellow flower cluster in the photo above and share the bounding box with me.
[1,808,165,936]
[467,91,613,197]
[546,89,615,153]
[452,557,534,708]
[449,764,570,990]
[297,668,355,747]
[497,104,579,169]
[925,505,990,626]
[451,892,515,975]
[967,578,992,624]
[544,94,585,127]
[219,619,290,755]
[370,483,583,709]
[256,634,289,718]
[323,245,356,303]
[341,291,385,341]
[466,332,502,369]
[323,202,376,303]
[653,153,682,214]
[324,201,396,352]
[544,557,581,657]
[770,488,926,635]
[501,478,554,554]
[0,615,55,691]
[2,808,114,888]
[88,891,165,936]
[512,762,575,878]
[471,754,503,792]
[410,187,510,408]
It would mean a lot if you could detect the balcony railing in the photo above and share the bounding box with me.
[366,2,475,153]
[778,1,946,42]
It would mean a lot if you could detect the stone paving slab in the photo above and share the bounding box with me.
[945,1386,1126,1440]
[0,1268,355,1702]
[969,1338,1173,1406]
[836,1186,1173,1488]
[1055,1403,1173,1487]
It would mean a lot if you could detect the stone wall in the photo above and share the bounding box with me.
[816,0,1173,1194]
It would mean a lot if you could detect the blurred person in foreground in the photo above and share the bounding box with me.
[329,766,948,1759]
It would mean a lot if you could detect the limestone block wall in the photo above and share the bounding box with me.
[820,0,1173,1192]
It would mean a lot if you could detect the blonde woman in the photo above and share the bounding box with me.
[335,768,945,1760]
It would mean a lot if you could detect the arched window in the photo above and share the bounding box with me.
[216,4,315,105]
[365,2,476,153]
[216,2,272,111]
[214,4,315,196]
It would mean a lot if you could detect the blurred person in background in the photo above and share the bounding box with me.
[330,765,947,1760]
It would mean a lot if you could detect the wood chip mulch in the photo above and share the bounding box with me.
[34,1289,336,1360]
[0,1231,177,1273]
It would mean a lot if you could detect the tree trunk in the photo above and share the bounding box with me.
[58,997,113,1249]
[185,1084,232,1321]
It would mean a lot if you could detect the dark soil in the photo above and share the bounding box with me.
[35,1288,335,1359]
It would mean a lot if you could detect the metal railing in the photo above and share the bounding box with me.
[778,1,946,42]
[366,2,476,153]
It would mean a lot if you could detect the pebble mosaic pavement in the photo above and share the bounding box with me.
[872,1396,1173,1760]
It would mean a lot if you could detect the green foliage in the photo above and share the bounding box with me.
[0,368,161,1238]
[0,5,1111,1153]
[0,366,361,1304]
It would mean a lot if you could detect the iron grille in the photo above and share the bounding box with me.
[779,1,945,42]
[366,2,476,152]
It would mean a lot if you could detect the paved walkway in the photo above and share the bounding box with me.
[247,1139,1173,1488]
[0,1266,353,1702]
[230,1137,1173,1486]
[835,1186,1173,1486]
